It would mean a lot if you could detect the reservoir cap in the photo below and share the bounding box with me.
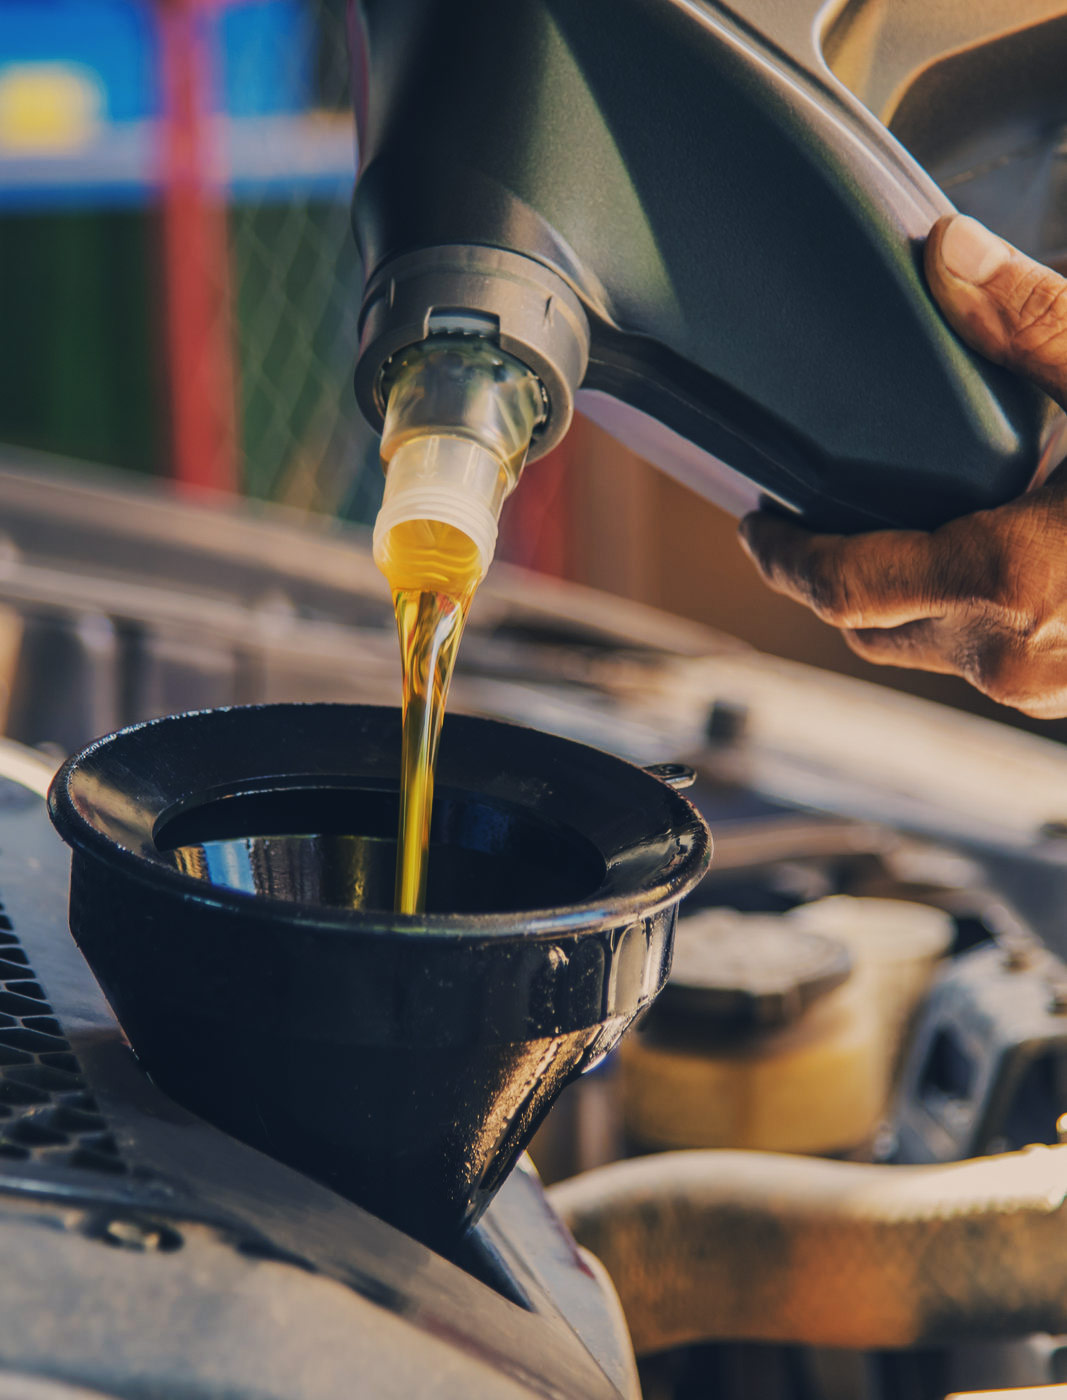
[661,908,852,1029]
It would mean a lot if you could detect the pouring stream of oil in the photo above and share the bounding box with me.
[377,518,484,914]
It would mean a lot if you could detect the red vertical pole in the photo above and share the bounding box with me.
[157,0,239,494]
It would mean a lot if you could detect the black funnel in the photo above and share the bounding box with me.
[48,704,709,1250]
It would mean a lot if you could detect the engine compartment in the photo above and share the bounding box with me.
[0,453,1064,1396]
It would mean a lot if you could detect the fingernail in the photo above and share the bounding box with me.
[939,215,1010,285]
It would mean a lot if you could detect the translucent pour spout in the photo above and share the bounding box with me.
[372,337,545,583]
[372,338,545,915]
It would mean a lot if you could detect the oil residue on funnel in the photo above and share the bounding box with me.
[376,516,482,914]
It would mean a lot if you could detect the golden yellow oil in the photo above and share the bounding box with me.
[376,518,484,914]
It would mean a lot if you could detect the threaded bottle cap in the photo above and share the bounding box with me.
[373,435,508,579]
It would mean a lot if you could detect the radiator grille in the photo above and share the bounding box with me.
[0,903,126,1176]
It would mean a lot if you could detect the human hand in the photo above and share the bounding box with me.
[739,214,1067,718]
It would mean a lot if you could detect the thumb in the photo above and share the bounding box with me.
[925,214,1067,409]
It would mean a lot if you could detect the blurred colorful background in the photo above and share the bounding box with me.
[0,0,373,511]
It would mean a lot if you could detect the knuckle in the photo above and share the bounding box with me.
[805,553,863,625]
[844,629,895,667]
[846,619,936,669]
[943,513,1049,630]
[842,626,878,656]
[1005,269,1067,363]
[937,515,1001,602]
[970,635,1039,709]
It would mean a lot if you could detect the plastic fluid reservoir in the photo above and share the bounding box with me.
[790,896,954,1078]
[622,899,952,1156]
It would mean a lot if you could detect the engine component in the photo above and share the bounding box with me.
[621,909,883,1155]
[893,939,1067,1164]
[551,1144,1067,1354]
[621,899,951,1156]
[792,896,954,1079]
[651,911,854,1030]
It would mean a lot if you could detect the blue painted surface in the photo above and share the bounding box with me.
[0,0,347,206]
[0,0,158,121]
[0,170,355,209]
[0,0,312,121]
[219,1,315,117]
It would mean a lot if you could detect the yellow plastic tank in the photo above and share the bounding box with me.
[622,899,952,1156]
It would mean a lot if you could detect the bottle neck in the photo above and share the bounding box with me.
[372,337,545,580]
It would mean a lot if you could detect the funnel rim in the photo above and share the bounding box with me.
[48,702,711,939]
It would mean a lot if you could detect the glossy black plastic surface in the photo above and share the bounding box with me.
[0,769,638,1399]
[351,0,1054,530]
[48,703,710,1249]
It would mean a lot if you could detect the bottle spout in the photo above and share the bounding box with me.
[372,337,546,584]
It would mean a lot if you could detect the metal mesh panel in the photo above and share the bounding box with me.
[0,899,126,1177]
[226,0,381,523]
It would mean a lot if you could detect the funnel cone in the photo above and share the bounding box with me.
[49,704,710,1250]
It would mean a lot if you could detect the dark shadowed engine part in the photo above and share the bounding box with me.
[894,940,1067,1164]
